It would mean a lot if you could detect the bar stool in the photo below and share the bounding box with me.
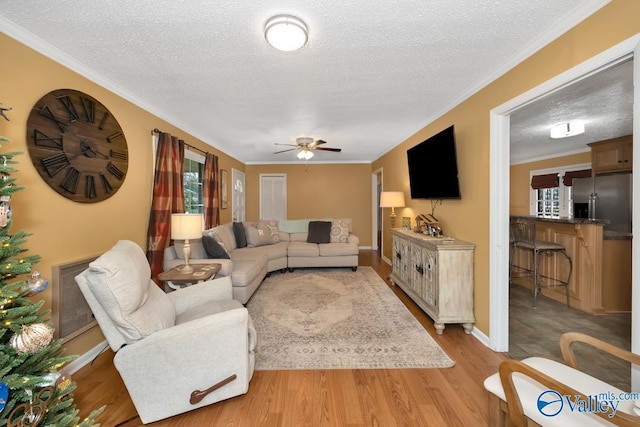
[509,217,572,308]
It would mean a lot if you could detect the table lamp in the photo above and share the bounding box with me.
[171,213,203,274]
[380,191,405,227]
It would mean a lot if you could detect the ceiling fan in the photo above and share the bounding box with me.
[273,137,342,160]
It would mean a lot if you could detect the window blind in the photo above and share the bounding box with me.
[530,173,559,189]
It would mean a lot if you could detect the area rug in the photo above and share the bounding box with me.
[246,267,455,370]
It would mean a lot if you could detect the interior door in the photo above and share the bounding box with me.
[260,174,287,220]
[231,169,245,223]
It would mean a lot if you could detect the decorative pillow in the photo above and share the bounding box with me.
[245,223,275,247]
[330,220,350,243]
[202,234,230,259]
[233,222,247,248]
[205,226,234,253]
[264,219,280,243]
[307,221,332,244]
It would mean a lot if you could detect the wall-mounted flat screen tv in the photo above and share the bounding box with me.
[407,125,461,199]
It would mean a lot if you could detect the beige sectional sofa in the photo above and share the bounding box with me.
[163,218,359,303]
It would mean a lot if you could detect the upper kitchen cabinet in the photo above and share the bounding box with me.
[588,135,633,174]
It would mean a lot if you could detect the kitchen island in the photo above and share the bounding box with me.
[510,216,631,315]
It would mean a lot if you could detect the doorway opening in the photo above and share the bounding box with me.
[489,34,640,389]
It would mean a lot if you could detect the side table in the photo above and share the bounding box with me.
[158,263,222,291]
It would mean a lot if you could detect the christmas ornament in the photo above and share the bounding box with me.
[7,387,54,427]
[55,373,71,390]
[26,271,48,296]
[0,196,10,228]
[0,381,8,413]
[9,323,54,354]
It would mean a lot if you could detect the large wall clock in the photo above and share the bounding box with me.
[26,88,128,203]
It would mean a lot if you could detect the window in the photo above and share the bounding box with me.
[535,187,560,217]
[183,150,205,214]
[529,163,590,218]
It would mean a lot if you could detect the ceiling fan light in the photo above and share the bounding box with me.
[265,15,308,52]
[297,149,313,160]
[550,120,585,139]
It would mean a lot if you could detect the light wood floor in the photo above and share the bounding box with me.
[72,251,507,426]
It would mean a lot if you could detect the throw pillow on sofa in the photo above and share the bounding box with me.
[265,219,280,243]
[202,235,231,259]
[233,222,247,248]
[307,221,332,244]
[330,219,350,243]
[245,222,276,247]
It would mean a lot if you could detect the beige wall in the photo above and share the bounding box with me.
[2,0,638,357]
[245,163,372,245]
[510,151,592,215]
[0,32,244,356]
[373,0,640,336]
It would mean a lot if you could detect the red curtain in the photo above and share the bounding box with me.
[146,133,185,282]
[202,153,220,229]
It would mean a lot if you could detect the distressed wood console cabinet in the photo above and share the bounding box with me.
[389,229,475,335]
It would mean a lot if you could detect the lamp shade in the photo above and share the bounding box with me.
[170,213,203,240]
[380,191,405,208]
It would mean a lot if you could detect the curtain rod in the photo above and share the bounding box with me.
[151,128,209,156]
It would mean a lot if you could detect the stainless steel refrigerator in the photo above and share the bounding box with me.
[572,173,632,234]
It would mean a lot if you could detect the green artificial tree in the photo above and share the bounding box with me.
[0,106,103,425]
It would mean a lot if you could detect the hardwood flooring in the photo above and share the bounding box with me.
[72,250,507,426]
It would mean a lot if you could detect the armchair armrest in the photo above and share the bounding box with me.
[348,234,359,245]
[113,307,251,423]
[560,331,640,369]
[167,276,233,315]
[499,359,640,427]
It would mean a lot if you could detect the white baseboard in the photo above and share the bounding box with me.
[65,340,109,375]
[471,326,493,349]
[358,245,372,250]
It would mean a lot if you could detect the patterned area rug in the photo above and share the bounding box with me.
[246,267,455,370]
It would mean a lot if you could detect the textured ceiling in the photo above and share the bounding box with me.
[0,0,610,164]
[510,58,633,164]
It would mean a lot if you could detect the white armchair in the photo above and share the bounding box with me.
[75,240,256,424]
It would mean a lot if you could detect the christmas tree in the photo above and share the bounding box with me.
[0,106,103,426]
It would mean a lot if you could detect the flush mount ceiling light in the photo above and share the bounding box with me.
[550,120,585,139]
[265,15,308,52]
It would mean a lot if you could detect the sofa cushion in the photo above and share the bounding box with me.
[233,222,247,248]
[330,219,350,243]
[307,221,332,244]
[245,222,275,247]
[288,241,320,257]
[319,242,359,257]
[290,232,308,242]
[231,253,268,287]
[87,240,176,344]
[232,243,288,261]
[202,234,230,259]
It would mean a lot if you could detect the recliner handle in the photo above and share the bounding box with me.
[190,374,237,404]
